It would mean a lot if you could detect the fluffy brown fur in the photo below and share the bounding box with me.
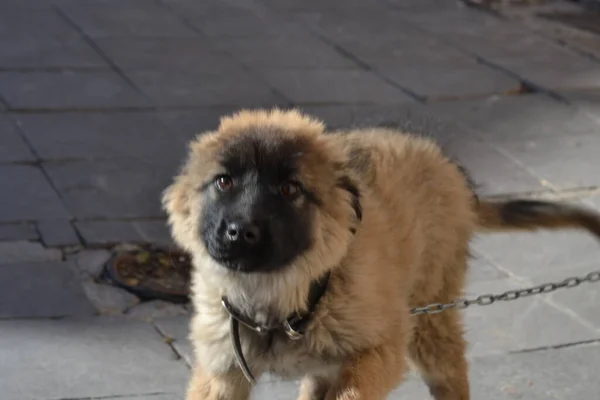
[162,108,600,400]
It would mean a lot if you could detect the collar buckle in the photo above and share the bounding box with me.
[282,316,304,340]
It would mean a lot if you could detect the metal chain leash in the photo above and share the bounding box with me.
[410,270,600,316]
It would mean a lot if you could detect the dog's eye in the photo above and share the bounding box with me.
[215,175,233,191]
[280,181,301,198]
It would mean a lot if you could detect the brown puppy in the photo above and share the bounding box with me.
[162,108,600,400]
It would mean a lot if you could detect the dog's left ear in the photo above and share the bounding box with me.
[337,175,362,226]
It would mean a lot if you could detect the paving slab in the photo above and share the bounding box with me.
[214,36,355,68]
[0,241,62,264]
[0,165,71,222]
[179,8,309,38]
[0,223,38,242]
[44,158,179,219]
[127,69,287,107]
[0,316,189,400]
[426,94,599,143]
[37,220,80,247]
[0,116,36,163]
[560,88,600,125]
[0,8,78,39]
[157,108,236,139]
[471,227,600,279]
[467,252,510,283]
[133,220,176,247]
[154,315,193,367]
[251,343,600,399]
[0,71,151,110]
[261,69,415,104]
[427,94,600,189]
[296,104,460,146]
[462,277,599,357]
[0,36,107,68]
[75,220,145,245]
[15,112,188,161]
[58,0,199,38]
[0,260,96,318]
[442,132,546,195]
[409,8,600,90]
[525,264,600,332]
[95,38,244,74]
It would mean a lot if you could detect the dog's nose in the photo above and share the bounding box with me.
[225,221,261,245]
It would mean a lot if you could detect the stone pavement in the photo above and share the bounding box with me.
[1,0,600,399]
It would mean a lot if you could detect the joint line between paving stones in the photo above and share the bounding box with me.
[50,391,174,400]
[302,27,425,103]
[507,338,600,355]
[152,322,187,365]
[384,8,565,101]
[469,251,600,334]
[51,5,157,107]
[1,113,77,220]
[463,1,600,64]
[154,0,294,106]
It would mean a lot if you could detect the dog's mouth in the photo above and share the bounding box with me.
[207,243,270,273]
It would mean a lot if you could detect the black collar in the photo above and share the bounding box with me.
[221,271,331,384]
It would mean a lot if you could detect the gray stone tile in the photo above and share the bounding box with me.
[463,345,600,400]
[128,300,188,321]
[0,36,107,68]
[82,280,141,315]
[15,112,188,161]
[184,9,309,38]
[0,316,189,400]
[461,278,599,357]
[214,36,354,68]
[134,220,175,247]
[0,116,36,163]
[95,38,243,73]
[471,228,600,279]
[157,108,235,139]
[426,95,600,190]
[426,94,599,143]
[495,132,600,189]
[44,158,179,219]
[0,261,96,318]
[467,252,509,283]
[296,104,460,146]
[525,265,600,331]
[378,62,518,99]
[155,315,193,367]
[252,344,600,399]
[0,241,62,264]
[37,220,80,247]
[0,8,78,40]
[561,89,600,125]
[128,70,286,107]
[0,165,71,222]
[461,31,600,91]
[262,69,414,104]
[442,133,546,196]
[59,0,198,38]
[0,223,38,242]
[75,220,145,245]
[0,71,150,110]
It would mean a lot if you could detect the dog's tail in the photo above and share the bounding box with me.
[475,198,600,239]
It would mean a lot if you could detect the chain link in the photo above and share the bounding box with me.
[410,270,600,316]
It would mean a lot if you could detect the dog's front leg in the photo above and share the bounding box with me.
[324,342,407,400]
[186,367,251,400]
